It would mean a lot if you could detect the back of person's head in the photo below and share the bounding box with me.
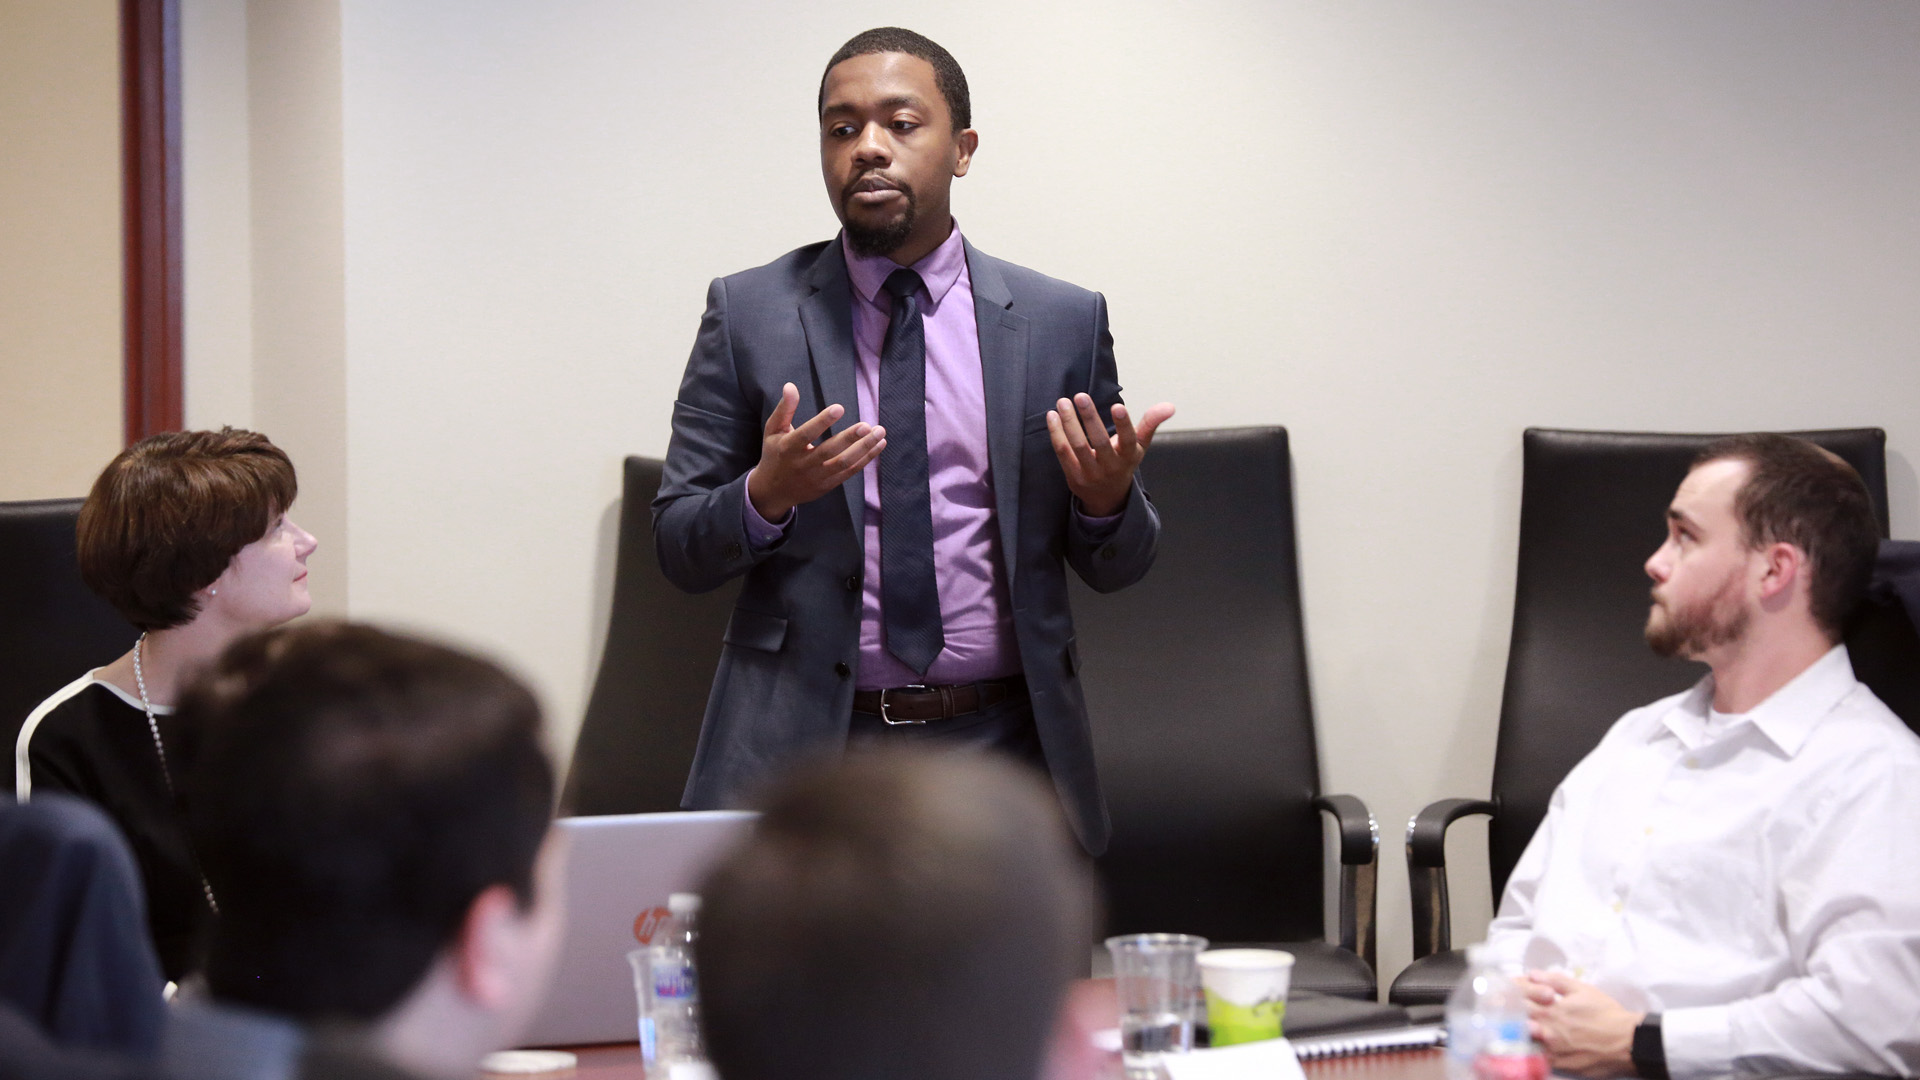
[177,621,554,1022]
[77,427,296,631]
[697,750,1095,1080]
[1693,433,1881,640]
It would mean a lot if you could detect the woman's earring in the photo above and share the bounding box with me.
[210,587,218,596]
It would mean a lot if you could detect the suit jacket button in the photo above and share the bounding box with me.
[723,541,743,561]
[844,575,860,592]
[1099,543,1117,561]
[834,662,851,678]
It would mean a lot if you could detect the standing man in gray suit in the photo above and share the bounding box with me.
[654,27,1174,854]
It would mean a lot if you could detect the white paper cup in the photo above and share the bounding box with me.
[1197,949,1294,1045]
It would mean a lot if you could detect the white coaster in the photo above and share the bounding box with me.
[479,1049,578,1075]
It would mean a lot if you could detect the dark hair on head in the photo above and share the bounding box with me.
[819,27,971,132]
[76,427,297,631]
[697,749,1095,1080]
[179,621,554,1021]
[1693,433,1882,640]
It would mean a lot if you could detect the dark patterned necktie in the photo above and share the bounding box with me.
[878,268,943,675]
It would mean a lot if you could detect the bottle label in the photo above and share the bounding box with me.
[1474,1052,1548,1080]
[653,962,697,1000]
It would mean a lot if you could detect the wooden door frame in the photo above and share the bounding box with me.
[122,0,182,443]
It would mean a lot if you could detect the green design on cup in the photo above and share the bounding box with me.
[1205,988,1285,1046]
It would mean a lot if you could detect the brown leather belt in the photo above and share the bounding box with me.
[851,676,1027,725]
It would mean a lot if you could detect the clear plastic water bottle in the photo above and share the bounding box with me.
[1474,1016,1549,1080]
[1445,946,1546,1080]
[647,893,708,1078]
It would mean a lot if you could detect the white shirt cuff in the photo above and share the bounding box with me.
[1660,1004,1734,1080]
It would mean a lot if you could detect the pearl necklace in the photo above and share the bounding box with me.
[133,632,220,915]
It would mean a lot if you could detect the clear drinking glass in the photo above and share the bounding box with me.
[627,947,656,1065]
[1105,933,1209,1079]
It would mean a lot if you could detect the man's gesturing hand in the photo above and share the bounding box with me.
[747,382,886,521]
[1518,971,1642,1079]
[1046,393,1176,518]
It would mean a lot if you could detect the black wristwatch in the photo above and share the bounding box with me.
[1631,1013,1668,1080]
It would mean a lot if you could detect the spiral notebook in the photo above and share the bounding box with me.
[1290,1024,1446,1061]
[1164,1025,1446,1080]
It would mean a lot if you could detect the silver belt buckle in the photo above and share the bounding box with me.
[879,685,931,726]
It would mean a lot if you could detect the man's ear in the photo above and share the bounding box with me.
[452,884,524,1010]
[953,128,978,178]
[1756,541,1804,605]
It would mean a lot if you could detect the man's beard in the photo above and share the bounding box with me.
[842,183,917,257]
[1645,570,1749,659]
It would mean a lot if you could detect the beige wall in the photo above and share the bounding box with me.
[246,0,349,617]
[180,0,1920,988]
[181,0,349,616]
[0,0,122,501]
[181,0,253,431]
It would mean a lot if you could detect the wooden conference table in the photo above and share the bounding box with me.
[551,979,1446,1080]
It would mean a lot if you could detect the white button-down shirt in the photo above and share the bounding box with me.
[1485,645,1920,1079]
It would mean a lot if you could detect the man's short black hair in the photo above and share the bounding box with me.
[180,621,554,1021]
[697,750,1094,1080]
[819,27,971,132]
[1694,433,1882,640]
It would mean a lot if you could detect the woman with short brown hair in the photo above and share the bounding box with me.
[13,428,316,981]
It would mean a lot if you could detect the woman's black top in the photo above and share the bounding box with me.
[19,676,209,981]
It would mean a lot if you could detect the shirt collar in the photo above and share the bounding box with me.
[1657,644,1857,756]
[841,219,967,309]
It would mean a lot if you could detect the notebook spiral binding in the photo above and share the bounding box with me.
[1290,1024,1447,1061]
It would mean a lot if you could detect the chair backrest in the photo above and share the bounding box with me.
[1847,539,1920,731]
[1488,427,1890,899]
[1070,427,1326,943]
[561,458,735,815]
[0,499,138,793]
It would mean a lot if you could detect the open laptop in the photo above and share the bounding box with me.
[521,810,758,1047]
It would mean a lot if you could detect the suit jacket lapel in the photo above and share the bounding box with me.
[966,240,1030,578]
[798,241,865,537]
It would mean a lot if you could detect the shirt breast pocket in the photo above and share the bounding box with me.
[1642,836,1775,942]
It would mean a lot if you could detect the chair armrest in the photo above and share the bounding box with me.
[1313,793,1377,865]
[1408,797,1495,867]
[1313,794,1378,976]
[1406,797,1495,961]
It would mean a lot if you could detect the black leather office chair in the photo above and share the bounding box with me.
[1071,427,1380,1000]
[570,439,1377,997]
[561,457,735,815]
[1846,539,1920,729]
[1388,428,1892,1005]
[1,499,139,794]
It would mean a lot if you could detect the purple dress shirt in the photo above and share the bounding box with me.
[745,223,1116,691]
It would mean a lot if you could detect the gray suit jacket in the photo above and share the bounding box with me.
[653,238,1158,853]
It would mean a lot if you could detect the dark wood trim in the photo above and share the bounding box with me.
[122,0,183,444]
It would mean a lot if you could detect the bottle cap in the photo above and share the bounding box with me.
[668,892,702,914]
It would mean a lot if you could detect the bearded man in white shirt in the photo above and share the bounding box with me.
[1485,433,1920,1080]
